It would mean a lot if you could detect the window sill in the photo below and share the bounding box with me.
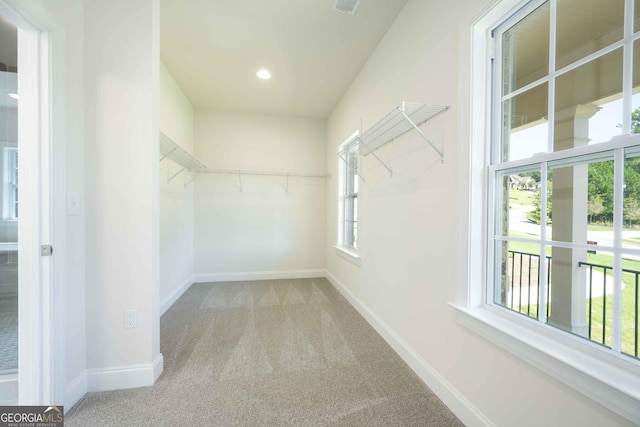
[451,303,640,424]
[334,245,361,267]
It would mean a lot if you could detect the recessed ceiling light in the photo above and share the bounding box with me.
[256,69,271,80]
[8,92,18,100]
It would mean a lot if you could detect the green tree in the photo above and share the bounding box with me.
[588,195,605,224]
[529,185,552,224]
[588,160,614,223]
[520,171,541,183]
[528,109,640,226]
[632,107,640,134]
[624,198,640,227]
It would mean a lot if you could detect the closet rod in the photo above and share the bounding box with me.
[193,168,330,179]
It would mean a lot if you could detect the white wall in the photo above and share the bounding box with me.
[20,0,88,407]
[159,62,193,154]
[159,62,194,310]
[194,110,326,278]
[31,0,161,408]
[53,0,87,402]
[84,0,160,379]
[325,0,633,426]
[0,107,17,141]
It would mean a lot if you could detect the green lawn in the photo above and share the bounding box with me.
[508,189,535,206]
[498,200,640,357]
[586,253,640,272]
[515,281,638,358]
[586,224,615,232]
[589,280,639,356]
[584,254,640,357]
[506,233,550,256]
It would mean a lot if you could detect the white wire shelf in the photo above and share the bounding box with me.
[337,139,360,162]
[160,132,207,171]
[361,102,448,155]
[159,132,330,189]
[338,102,449,176]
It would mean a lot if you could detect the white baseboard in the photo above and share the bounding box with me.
[85,353,164,393]
[324,270,492,427]
[193,269,326,283]
[160,275,195,315]
[65,372,87,413]
[0,374,17,405]
[152,353,164,383]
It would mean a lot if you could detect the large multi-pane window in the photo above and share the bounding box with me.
[338,134,359,250]
[491,0,640,359]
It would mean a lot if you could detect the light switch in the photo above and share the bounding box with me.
[67,192,80,216]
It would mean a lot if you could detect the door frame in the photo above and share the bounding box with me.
[0,0,65,406]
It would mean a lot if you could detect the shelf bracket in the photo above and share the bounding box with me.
[168,167,186,182]
[184,173,195,187]
[160,147,177,163]
[338,149,368,182]
[337,151,347,163]
[238,172,243,192]
[399,109,444,163]
[285,174,289,192]
[359,140,393,176]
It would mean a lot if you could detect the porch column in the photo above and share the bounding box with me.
[549,103,600,336]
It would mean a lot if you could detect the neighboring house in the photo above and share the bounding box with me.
[508,174,537,190]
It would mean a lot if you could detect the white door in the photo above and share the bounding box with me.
[0,12,19,404]
[0,1,59,406]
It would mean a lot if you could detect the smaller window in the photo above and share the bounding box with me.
[338,132,359,251]
[3,147,18,220]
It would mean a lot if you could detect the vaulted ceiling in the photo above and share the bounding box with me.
[160,0,408,118]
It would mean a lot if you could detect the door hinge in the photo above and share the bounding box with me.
[41,245,53,256]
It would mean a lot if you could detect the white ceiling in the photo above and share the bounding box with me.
[160,0,408,118]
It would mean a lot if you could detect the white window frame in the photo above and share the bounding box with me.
[335,131,361,265]
[453,0,640,423]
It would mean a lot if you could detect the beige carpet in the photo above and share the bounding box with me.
[66,278,462,426]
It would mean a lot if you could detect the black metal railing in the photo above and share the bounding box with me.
[507,250,551,319]
[505,251,640,359]
[578,261,640,359]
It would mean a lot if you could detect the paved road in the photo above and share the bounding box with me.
[508,205,640,256]
[503,199,640,301]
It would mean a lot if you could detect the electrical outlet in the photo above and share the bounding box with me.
[124,309,137,329]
